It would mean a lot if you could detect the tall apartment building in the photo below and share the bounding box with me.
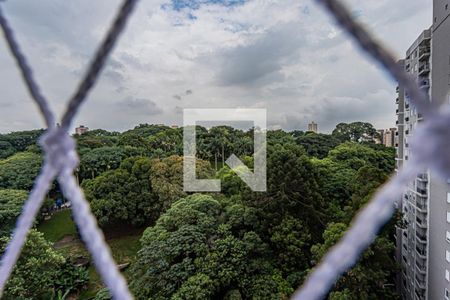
[307,121,318,133]
[377,128,397,147]
[396,28,431,300]
[396,1,450,299]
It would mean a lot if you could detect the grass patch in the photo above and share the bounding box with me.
[38,210,76,242]
[63,235,141,299]
[38,210,143,298]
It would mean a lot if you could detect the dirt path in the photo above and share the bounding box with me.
[54,235,78,249]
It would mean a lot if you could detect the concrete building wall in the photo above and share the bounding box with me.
[428,1,450,299]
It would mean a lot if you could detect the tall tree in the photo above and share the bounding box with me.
[311,223,398,299]
[332,122,379,143]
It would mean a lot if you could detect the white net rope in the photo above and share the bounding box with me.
[0,0,447,299]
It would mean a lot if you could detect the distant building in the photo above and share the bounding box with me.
[171,125,179,129]
[385,128,396,147]
[307,121,318,133]
[75,125,89,135]
[376,129,385,144]
[376,128,397,147]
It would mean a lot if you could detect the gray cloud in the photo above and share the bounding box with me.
[0,0,432,133]
[213,22,305,86]
[117,97,163,115]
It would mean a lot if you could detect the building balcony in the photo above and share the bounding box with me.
[417,173,428,182]
[415,260,426,274]
[418,63,430,75]
[418,47,430,61]
[416,216,427,228]
[416,245,427,258]
[416,233,427,244]
[396,97,400,104]
[417,187,427,196]
[416,226,426,237]
[415,287,426,300]
[416,197,427,211]
[416,203,427,214]
[415,273,426,290]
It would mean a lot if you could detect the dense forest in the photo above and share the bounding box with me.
[0,122,398,299]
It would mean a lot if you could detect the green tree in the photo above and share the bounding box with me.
[82,157,157,227]
[311,223,398,299]
[328,142,394,173]
[0,189,28,236]
[75,129,119,150]
[0,230,88,299]
[78,146,143,180]
[244,144,325,238]
[295,132,341,158]
[122,124,170,137]
[0,152,42,190]
[332,122,379,143]
[0,129,44,159]
[130,194,289,299]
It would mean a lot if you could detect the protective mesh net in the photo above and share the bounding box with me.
[1,0,446,299]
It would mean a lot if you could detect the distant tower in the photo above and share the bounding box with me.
[307,121,318,133]
[377,129,385,144]
[75,125,89,135]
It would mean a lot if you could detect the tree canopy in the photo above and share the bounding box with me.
[0,189,28,236]
[0,230,88,299]
[0,152,42,190]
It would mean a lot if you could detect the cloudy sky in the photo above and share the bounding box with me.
[0,0,432,133]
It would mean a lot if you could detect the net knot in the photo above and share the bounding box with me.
[40,128,79,171]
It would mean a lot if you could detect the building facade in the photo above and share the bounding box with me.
[428,1,450,299]
[377,128,397,147]
[396,28,432,300]
[396,1,450,299]
[75,125,89,135]
[307,121,318,133]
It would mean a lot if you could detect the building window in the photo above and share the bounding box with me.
[447,250,450,262]
[447,270,450,282]
[447,193,450,203]
[447,212,450,223]
[446,288,450,300]
[447,231,450,243]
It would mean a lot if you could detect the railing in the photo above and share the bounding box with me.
[418,63,430,75]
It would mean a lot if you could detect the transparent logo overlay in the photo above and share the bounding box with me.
[183,108,267,192]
